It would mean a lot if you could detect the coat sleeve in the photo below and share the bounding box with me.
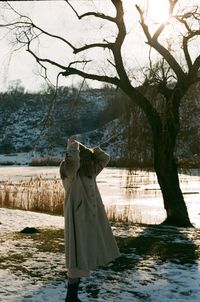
[60,142,80,180]
[92,147,110,175]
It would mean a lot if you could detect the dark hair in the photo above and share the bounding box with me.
[79,146,93,160]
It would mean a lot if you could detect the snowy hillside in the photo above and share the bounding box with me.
[0,85,200,166]
[0,88,124,164]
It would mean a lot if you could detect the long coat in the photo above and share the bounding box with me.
[60,142,120,271]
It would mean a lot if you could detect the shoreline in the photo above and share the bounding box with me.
[1,154,200,169]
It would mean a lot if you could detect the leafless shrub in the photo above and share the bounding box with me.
[30,157,62,167]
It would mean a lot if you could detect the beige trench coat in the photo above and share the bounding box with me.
[60,142,120,273]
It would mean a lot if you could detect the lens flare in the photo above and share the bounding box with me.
[148,0,170,23]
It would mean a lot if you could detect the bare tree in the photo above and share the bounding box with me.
[1,0,200,226]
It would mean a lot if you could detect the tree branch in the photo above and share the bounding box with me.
[176,10,200,70]
[79,12,116,23]
[150,0,178,40]
[110,0,131,85]
[74,42,113,54]
[1,20,115,57]
[182,33,198,69]
[27,41,67,71]
[152,24,166,41]
[3,26,111,73]
[68,60,92,68]
[136,4,186,82]
[0,20,76,51]
[66,0,116,23]
[61,66,120,86]
[31,22,75,51]
[2,1,162,139]
[151,0,178,41]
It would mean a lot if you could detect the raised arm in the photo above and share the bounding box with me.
[92,147,110,175]
[60,138,80,181]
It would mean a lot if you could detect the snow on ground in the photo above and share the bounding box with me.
[1,208,200,302]
[0,208,64,233]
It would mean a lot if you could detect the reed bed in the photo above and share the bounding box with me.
[106,204,142,224]
[0,175,138,223]
[0,176,64,215]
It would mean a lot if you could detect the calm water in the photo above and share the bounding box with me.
[0,166,200,227]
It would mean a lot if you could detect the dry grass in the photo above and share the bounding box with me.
[0,175,140,223]
[106,204,142,224]
[0,176,64,215]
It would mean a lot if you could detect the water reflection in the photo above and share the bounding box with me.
[97,168,200,227]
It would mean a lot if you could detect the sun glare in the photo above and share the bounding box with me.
[147,0,170,23]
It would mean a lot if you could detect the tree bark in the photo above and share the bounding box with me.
[153,122,194,227]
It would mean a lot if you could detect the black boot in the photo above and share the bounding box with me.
[65,280,82,302]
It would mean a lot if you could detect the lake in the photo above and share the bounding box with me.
[0,166,200,227]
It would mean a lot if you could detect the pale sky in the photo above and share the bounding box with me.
[0,0,199,92]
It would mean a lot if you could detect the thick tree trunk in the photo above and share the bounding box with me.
[153,128,194,227]
[123,82,193,227]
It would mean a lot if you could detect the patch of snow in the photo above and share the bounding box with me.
[1,208,200,301]
[0,208,64,233]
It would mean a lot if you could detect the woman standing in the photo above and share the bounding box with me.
[60,136,120,302]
